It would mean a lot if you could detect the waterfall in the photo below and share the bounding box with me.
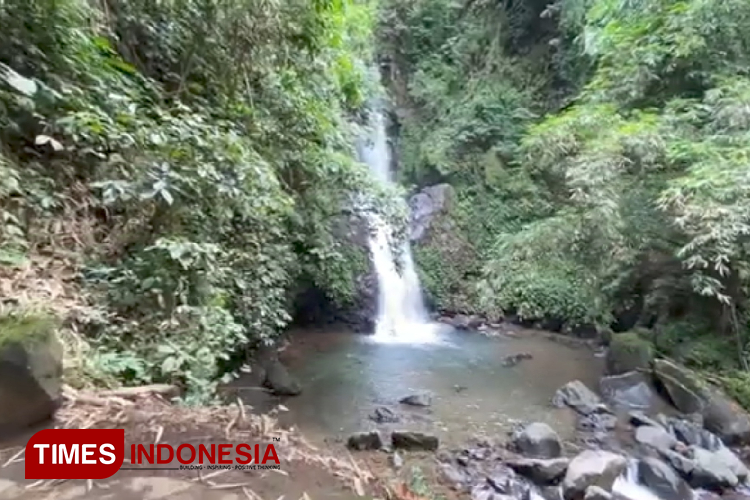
[612,460,677,500]
[358,108,438,343]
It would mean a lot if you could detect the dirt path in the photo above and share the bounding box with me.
[0,393,393,500]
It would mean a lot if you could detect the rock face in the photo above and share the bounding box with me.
[553,380,603,415]
[562,450,627,500]
[600,371,658,410]
[653,359,750,445]
[408,183,454,242]
[295,211,377,333]
[407,183,477,313]
[637,457,692,500]
[391,430,439,451]
[512,422,562,459]
[0,322,62,436]
[605,332,654,375]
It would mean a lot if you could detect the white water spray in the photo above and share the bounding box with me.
[612,460,682,500]
[359,109,438,343]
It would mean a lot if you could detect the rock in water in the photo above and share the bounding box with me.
[506,457,570,484]
[0,317,62,436]
[370,406,399,423]
[346,431,383,451]
[628,410,663,428]
[399,392,432,407]
[512,422,563,459]
[391,430,439,451]
[688,446,739,490]
[713,446,749,482]
[667,417,722,451]
[637,457,692,500]
[584,486,612,500]
[553,381,602,415]
[600,371,658,410]
[502,352,533,367]
[635,425,678,452]
[562,450,627,500]
[658,448,696,477]
[263,359,302,396]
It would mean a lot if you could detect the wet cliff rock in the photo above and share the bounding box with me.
[407,184,479,313]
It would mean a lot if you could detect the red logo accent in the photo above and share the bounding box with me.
[25,429,125,479]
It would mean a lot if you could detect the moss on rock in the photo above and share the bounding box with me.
[605,331,655,375]
[0,311,56,348]
[411,186,480,313]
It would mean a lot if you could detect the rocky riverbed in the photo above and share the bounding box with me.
[227,325,750,500]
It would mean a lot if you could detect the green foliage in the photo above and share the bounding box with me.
[383,0,750,389]
[0,308,56,348]
[0,0,386,401]
[718,371,750,411]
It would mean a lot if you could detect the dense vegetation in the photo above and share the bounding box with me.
[0,0,399,403]
[379,0,750,392]
[4,0,750,406]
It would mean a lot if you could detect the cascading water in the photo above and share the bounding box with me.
[358,108,438,343]
[612,460,669,500]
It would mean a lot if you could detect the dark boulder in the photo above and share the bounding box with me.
[653,359,750,445]
[637,457,692,500]
[347,431,383,451]
[0,318,62,436]
[512,422,563,459]
[391,430,439,451]
[400,392,432,407]
[262,358,302,396]
[605,332,654,375]
[553,380,603,415]
[600,371,659,411]
[370,406,400,423]
[506,457,570,484]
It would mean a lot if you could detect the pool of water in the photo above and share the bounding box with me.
[232,326,605,447]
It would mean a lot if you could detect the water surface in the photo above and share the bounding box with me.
[235,327,604,447]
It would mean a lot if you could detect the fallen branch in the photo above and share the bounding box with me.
[97,384,179,400]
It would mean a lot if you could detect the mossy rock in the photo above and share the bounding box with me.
[0,312,62,436]
[653,359,750,444]
[605,332,655,375]
[0,313,56,348]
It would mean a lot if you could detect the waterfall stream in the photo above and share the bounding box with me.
[358,108,438,343]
